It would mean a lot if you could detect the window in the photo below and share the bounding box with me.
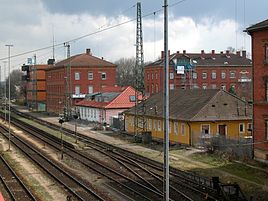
[211,84,217,89]
[101,72,106,80]
[202,72,207,79]
[155,84,159,93]
[181,123,185,136]
[170,84,174,90]
[266,81,268,101]
[88,72,93,80]
[221,71,226,79]
[174,122,178,135]
[230,71,236,79]
[266,120,268,140]
[247,123,252,133]
[211,71,217,79]
[129,95,136,102]
[88,85,93,94]
[158,120,161,131]
[154,119,157,131]
[75,72,80,80]
[147,73,150,80]
[75,85,80,94]
[265,43,268,62]
[151,84,154,94]
[151,73,154,80]
[169,72,174,80]
[155,73,158,80]
[201,124,210,135]
[148,119,152,130]
[193,72,197,79]
[239,123,245,133]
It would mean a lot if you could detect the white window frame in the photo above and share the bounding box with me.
[202,72,207,79]
[239,123,245,133]
[230,71,236,79]
[157,120,161,131]
[170,84,174,90]
[181,123,185,136]
[169,72,174,80]
[211,71,216,79]
[221,71,226,79]
[101,72,106,80]
[154,119,157,131]
[75,85,80,95]
[201,124,210,135]
[88,72,93,80]
[88,85,93,94]
[75,72,80,80]
[174,122,178,135]
[193,72,197,79]
[148,119,152,130]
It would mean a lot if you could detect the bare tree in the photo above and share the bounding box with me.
[5,69,25,100]
[115,57,136,87]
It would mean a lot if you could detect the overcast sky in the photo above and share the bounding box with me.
[0,0,267,78]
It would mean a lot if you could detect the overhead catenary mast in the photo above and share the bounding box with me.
[134,2,146,137]
[64,42,71,120]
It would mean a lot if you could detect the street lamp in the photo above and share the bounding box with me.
[3,61,7,123]
[59,117,64,160]
[6,44,13,151]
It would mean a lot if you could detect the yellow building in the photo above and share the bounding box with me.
[124,89,252,146]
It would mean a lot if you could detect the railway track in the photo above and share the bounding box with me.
[0,124,107,201]
[6,107,248,201]
[0,154,37,201]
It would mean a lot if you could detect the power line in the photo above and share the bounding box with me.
[0,0,188,62]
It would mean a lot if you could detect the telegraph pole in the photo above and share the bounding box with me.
[6,44,13,151]
[163,0,169,200]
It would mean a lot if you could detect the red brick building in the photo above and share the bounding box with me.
[246,19,268,161]
[145,50,252,100]
[22,64,48,111]
[46,49,117,114]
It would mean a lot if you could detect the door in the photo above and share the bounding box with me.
[218,125,226,136]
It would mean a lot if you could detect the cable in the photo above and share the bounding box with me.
[0,0,188,61]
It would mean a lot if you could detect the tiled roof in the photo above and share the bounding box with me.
[246,19,268,33]
[76,86,137,109]
[146,51,252,67]
[53,53,116,68]
[124,89,252,121]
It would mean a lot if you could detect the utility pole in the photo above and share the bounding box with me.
[33,54,37,111]
[64,42,71,120]
[6,44,13,151]
[163,0,169,200]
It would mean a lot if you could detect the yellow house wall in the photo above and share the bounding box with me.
[125,114,252,145]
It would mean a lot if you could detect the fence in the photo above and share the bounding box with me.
[193,132,253,159]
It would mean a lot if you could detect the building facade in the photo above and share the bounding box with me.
[22,64,48,111]
[145,50,252,100]
[246,19,268,161]
[76,86,137,125]
[46,49,117,114]
[124,89,252,146]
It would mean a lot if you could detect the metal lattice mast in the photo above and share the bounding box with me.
[134,2,146,137]
[135,2,144,91]
[64,42,71,119]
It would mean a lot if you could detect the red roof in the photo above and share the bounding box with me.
[0,192,5,201]
[76,86,138,109]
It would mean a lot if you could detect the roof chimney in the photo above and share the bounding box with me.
[242,50,246,58]
[183,50,186,54]
[211,50,215,55]
[47,59,55,65]
[86,48,92,55]
[220,51,223,55]
[176,51,180,54]
[201,50,205,56]
[236,51,241,56]
[226,50,230,55]
[161,50,170,59]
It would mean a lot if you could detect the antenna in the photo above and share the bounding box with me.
[52,25,55,60]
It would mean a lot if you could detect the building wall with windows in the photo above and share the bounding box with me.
[22,64,48,111]
[124,89,252,146]
[46,49,117,114]
[144,50,252,100]
[247,19,268,161]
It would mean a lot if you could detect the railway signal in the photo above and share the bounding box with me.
[59,117,64,160]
